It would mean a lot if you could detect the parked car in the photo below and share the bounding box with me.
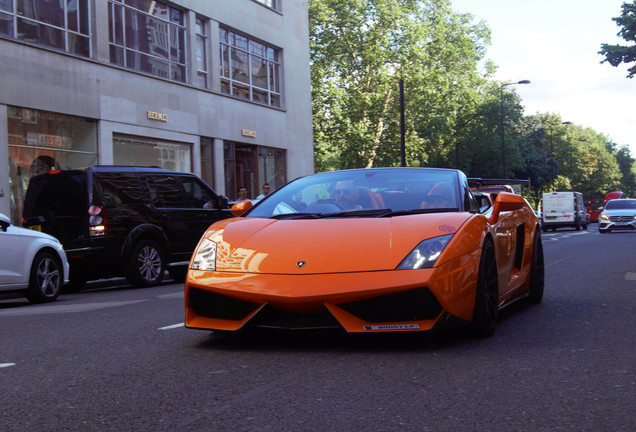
[541,191,588,231]
[598,198,636,233]
[185,167,544,337]
[0,213,69,303]
[22,166,232,290]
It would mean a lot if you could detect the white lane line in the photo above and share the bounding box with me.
[0,300,149,317]
[158,323,184,330]
[0,363,16,368]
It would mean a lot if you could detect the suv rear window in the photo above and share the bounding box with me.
[24,172,87,219]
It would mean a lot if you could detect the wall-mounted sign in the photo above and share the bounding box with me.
[241,129,256,138]
[147,111,168,122]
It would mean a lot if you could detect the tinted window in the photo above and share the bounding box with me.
[180,177,217,208]
[148,175,183,208]
[95,172,143,207]
[24,172,87,219]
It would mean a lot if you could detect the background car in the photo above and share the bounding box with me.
[185,168,544,338]
[22,166,232,290]
[598,198,636,233]
[0,213,69,303]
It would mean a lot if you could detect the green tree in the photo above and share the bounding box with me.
[309,0,491,171]
[599,1,636,78]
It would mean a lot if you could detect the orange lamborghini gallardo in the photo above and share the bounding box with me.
[185,168,544,337]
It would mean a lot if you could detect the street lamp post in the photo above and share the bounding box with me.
[500,80,531,177]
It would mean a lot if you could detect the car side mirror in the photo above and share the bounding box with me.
[231,200,253,216]
[0,213,11,232]
[488,192,526,224]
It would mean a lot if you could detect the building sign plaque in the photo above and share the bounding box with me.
[147,111,168,122]
[241,129,257,138]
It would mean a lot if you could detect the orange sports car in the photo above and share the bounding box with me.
[185,168,544,337]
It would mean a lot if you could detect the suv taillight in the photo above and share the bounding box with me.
[88,205,107,236]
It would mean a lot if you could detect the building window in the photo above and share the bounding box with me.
[252,0,279,11]
[220,27,281,107]
[0,0,91,56]
[108,0,186,82]
[195,17,207,88]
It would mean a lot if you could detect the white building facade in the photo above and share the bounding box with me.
[0,0,313,223]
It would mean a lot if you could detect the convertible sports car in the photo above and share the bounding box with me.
[185,168,544,337]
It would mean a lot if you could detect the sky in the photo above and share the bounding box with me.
[451,0,635,153]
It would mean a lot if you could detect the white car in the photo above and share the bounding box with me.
[598,199,636,233]
[0,213,69,303]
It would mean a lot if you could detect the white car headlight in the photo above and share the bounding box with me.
[397,234,453,270]
[191,238,218,271]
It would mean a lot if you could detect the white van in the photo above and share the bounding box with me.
[541,192,588,231]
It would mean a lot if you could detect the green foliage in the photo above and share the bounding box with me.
[309,0,636,201]
[309,0,491,170]
[599,1,636,78]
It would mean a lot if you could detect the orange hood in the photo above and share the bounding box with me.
[205,213,471,274]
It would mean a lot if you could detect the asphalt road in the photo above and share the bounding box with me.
[1,227,635,431]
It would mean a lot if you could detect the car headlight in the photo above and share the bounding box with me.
[600,214,609,221]
[397,234,453,270]
[191,238,218,271]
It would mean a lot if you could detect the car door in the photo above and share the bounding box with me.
[0,222,27,288]
[145,174,229,263]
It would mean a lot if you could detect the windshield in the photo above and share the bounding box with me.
[246,168,461,219]
[605,199,636,210]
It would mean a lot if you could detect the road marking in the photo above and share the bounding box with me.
[0,300,148,317]
[158,291,183,299]
[158,323,184,330]
[0,363,16,368]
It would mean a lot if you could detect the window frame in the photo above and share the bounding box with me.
[108,0,187,83]
[219,27,281,107]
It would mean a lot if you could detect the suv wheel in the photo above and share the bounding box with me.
[25,252,62,303]
[126,239,165,287]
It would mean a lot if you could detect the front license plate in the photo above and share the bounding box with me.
[615,222,628,226]
[29,224,42,232]
[363,324,420,331]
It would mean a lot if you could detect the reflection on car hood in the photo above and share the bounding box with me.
[206,213,471,274]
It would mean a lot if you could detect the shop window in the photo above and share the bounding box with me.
[7,107,98,223]
[259,147,286,192]
[1,0,90,56]
[113,135,191,172]
[200,137,214,188]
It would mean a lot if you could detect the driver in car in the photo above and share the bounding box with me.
[333,180,362,211]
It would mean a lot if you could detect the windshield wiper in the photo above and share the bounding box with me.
[317,209,394,218]
[269,212,321,220]
[379,208,459,217]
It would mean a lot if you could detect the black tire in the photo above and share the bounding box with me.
[599,228,607,234]
[470,238,499,337]
[25,251,62,303]
[125,239,165,287]
[527,230,545,304]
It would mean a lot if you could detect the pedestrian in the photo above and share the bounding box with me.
[256,183,271,200]
[236,186,249,201]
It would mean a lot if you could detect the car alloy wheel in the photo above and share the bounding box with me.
[126,239,165,287]
[25,252,62,303]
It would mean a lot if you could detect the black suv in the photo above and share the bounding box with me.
[22,166,231,289]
